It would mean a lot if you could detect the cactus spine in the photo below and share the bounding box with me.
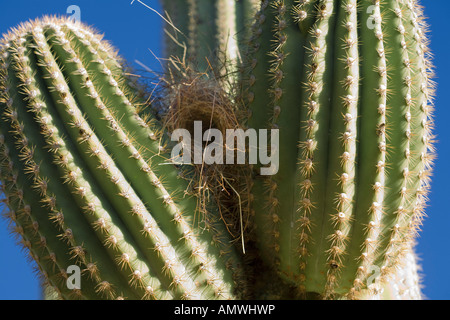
[0,0,434,300]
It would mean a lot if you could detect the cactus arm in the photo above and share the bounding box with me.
[59,25,241,298]
[0,17,242,300]
[45,26,231,299]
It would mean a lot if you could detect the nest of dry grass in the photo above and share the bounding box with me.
[160,59,252,251]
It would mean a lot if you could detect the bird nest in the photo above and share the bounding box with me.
[160,61,252,252]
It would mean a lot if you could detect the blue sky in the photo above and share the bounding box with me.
[0,0,449,300]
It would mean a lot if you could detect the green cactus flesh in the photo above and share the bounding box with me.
[0,0,434,300]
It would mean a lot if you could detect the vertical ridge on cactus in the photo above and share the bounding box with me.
[0,0,435,300]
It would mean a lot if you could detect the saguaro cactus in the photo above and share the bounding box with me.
[0,0,434,300]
